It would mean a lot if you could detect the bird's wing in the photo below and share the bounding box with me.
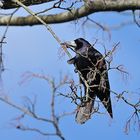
[88,47,113,117]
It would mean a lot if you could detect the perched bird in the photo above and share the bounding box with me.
[64,38,113,124]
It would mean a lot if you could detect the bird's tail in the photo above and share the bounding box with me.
[102,97,113,118]
[75,100,93,124]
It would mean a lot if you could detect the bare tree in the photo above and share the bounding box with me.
[0,0,140,140]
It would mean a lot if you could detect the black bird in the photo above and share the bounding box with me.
[64,38,113,124]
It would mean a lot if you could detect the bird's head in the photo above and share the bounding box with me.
[62,38,91,53]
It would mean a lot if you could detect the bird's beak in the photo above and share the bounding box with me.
[61,41,77,48]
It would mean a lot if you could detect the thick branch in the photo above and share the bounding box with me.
[0,0,140,26]
[1,0,55,9]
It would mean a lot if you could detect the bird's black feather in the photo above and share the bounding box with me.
[66,38,113,123]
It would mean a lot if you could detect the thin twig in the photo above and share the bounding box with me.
[0,8,19,82]
[11,0,72,58]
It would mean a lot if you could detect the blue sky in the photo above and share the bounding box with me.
[0,8,140,140]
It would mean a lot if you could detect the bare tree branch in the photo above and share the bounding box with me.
[0,74,75,140]
[0,0,140,26]
[0,8,19,79]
